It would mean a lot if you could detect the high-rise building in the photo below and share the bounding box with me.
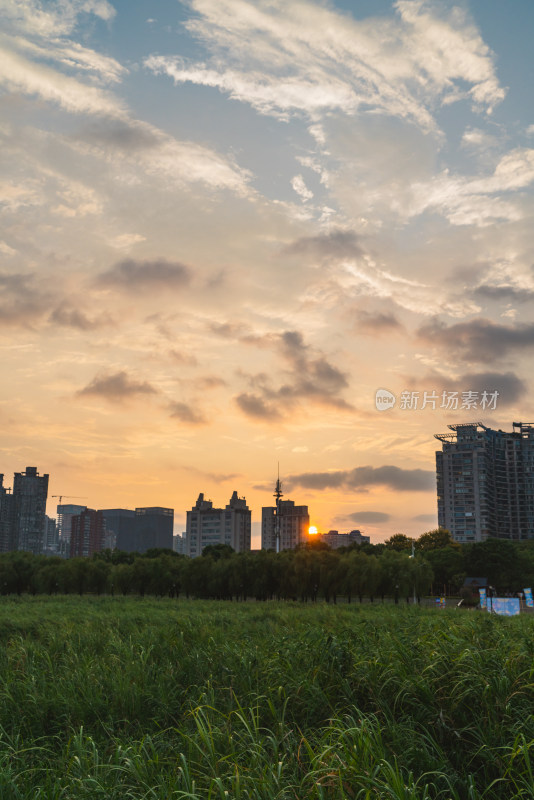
[12,466,49,554]
[261,500,310,550]
[186,491,251,557]
[316,529,371,549]
[0,474,14,553]
[43,515,58,554]
[57,504,87,557]
[135,507,174,552]
[173,532,186,554]
[98,507,173,553]
[435,421,534,543]
[70,509,105,558]
[100,508,136,552]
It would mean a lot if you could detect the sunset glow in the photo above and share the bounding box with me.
[1,0,533,545]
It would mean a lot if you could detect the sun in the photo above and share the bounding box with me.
[308,525,318,535]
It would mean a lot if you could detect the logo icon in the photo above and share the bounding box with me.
[375,388,396,411]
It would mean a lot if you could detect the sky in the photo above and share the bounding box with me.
[1,0,534,545]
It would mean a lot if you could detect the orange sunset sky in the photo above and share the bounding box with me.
[2,0,534,545]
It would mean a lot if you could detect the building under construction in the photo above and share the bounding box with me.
[435,422,534,543]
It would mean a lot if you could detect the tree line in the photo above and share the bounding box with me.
[1,530,533,601]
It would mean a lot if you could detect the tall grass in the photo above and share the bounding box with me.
[0,597,533,798]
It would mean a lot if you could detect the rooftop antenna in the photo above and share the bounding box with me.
[274,462,283,554]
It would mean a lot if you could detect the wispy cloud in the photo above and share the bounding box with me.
[146,0,504,131]
[0,43,126,116]
[1,0,116,38]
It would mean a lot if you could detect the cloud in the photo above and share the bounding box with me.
[0,4,252,198]
[289,233,479,318]
[474,284,534,303]
[49,306,113,330]
[291,174,313,201]
[97,258,192,292]
[10,33,126,84]
[1,0,116,38]
[348,511,390,524]
[209,321,250,338]
[282,229,364,259]
[407,148,534,226]
[235,329,351,421]
[75,119,161,150]
[417,318,534,362]
[0,43,126,117]
[196,376,227,390]
[410,369,527,408]
[145,0,504,132]
[169,401,206,425]
[0,272,51,327]
[72,117,252,195]
[77,370,158,401]
[235,392,281,421]
[467,371,526,404]
[356,310,402,334]
[286,465,435,492]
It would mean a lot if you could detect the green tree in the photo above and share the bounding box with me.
[463,538,519,592]
[201,543,234,560]
[345,550,369,603]
[384,534,415,552]
[380,550,412,602]
[417,528,459,551]
[424,547,465,594]
[410,556,434,601]
[365,555,382,603]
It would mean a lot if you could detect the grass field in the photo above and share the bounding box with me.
[0,597,533,799]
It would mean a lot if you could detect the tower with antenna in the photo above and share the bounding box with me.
[274,464,283,554]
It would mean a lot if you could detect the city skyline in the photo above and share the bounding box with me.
[2,0,534,546]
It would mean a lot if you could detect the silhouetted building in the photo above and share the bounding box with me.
[43,514,58,555]
[101,508,136,551]
[316,529,370,549]
[261,500,309,551]
[12,466,49,554]
[98,507,173,553]
[186,491,251,557]
[135,507,173,552]
[435,421,534,543]
[57,504,87,557]
[0,474,14,553]
[70,509,105,558]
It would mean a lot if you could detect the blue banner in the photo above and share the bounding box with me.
[490,598,520,616]
[524,588,533,608]
[479,588,486,608]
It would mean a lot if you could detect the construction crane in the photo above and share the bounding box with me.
[51,495,87,505]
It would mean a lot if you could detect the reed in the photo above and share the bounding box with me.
[0,597,533,798]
